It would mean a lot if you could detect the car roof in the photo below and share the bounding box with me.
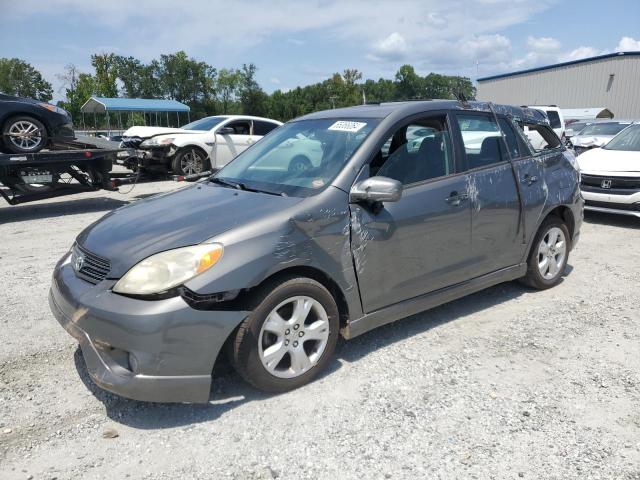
[220,115,283,124]
[295,100,549,125]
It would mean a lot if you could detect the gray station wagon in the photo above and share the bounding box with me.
[50,101,583,403]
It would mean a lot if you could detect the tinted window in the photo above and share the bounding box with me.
[546,110,561,129]
[457,114,505,169]
[253,120,280,136]
[376,116,453,185]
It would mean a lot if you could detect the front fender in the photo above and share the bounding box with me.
[184,187,363,320]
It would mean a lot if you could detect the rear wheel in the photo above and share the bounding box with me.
[229,277,339,392]
[2,116,47,154]
[521,217,570,289]
[171,148,207,176]
[288,155,312,174]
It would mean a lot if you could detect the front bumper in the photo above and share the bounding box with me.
[49,253,248,403]
[581,189,640,218]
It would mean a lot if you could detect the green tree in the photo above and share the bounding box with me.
[56,64,96,120]
[91,53,119,97]
[395,64,423,100]
[216,68,241,114]
[0,58,53,101]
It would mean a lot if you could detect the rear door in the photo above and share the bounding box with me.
[452,112,523,274]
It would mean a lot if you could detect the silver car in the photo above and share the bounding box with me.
[571,120,634,155]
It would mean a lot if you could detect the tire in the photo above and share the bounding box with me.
[288,155,312,174]
[520,216,570,290]
[229,277,340,393]
[171,148,208,176]
[2,116,47,154]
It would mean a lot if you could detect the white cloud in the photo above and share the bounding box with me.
[527,36,561,52]
[269,77,281,85]
[616,36,640,52]
[560,46,600,62]
[370,33,408,61]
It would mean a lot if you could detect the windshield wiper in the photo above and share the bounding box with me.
[210,177,286,196]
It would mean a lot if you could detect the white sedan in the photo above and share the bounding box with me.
[577,123,640,218]
[120,115,283,175]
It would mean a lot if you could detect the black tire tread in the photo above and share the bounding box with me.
[520,216,570,290]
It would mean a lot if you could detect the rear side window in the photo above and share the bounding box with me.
[546,110,562,129]
[456,114,507,169]
[498,118,529,158]
[520,123,561,153]
[253,120,280,136]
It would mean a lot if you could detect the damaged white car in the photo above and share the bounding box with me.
[119,115,282,175]
[578,122,640,217]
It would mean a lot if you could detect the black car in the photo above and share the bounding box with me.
[0,93,75,154]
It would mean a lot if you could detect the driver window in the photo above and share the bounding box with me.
[224,120,251,135]
[372,115,453,185]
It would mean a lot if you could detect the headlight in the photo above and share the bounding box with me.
[113,243,223,295]
[38,102,68,116]
[140,137,175,147]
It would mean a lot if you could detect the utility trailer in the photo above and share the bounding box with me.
[0,140,119,205]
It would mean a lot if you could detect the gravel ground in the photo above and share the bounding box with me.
[0,181,639,480]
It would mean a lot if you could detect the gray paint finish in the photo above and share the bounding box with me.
[50,100,583,403]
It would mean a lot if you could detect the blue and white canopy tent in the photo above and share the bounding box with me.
[80,97,191,132]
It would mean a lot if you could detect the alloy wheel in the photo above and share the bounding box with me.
[258,296,330,379]
[180,150,204,175]
[8,120,44,151]
[537,226,567,280]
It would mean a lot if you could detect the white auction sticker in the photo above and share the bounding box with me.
[328,121,367,133]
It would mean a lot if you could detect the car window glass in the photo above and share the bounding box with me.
[253,120,280,136]
[224,120,251,135]
[546,110,561,129]
[497,117,526,158]
[181,116,225,131]
[456,114,505,169]
[375,116,453,185]
[520,123,561,153]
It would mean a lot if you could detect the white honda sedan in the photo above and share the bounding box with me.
[120,115,283,176]
[577,123,640,218]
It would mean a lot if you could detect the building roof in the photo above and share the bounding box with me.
[81,97,190,113]
[477,51,640,82]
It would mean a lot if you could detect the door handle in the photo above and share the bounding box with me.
[523,174,538,185]
[446,191,469,206]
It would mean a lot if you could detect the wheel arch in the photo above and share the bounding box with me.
[524,205,576,260]
[242,265,351,329]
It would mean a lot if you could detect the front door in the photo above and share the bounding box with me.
[214,119,254,167]
[350,113,473,313]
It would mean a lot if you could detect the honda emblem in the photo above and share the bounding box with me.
[601,179,612,189]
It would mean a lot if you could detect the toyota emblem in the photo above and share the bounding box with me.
[74,253,85,271]
[601,179,612,189]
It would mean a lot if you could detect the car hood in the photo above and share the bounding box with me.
[122,126,205,138]
[572,135,615,147]
[76,182,303,277]
[577,148,640,176]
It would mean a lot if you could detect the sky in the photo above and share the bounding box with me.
[1,0,639,102]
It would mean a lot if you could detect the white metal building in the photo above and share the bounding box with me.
[476,52,640,118]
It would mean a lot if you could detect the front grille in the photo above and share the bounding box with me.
[120,136,143,149]
[580,174,640,195]
[585,200,640,212]
[72,244,111,284]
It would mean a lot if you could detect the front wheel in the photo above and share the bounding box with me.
[2,116,47,154]
[229,277,339,392]
[171,148,208,176]
[521,217,570,290]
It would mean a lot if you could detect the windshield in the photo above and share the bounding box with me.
[579,122,629,136]
[604,124,640,152]
[213,118,379,197]
[180,116,225,131]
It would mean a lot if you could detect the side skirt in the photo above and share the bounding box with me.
[341,263,527,339]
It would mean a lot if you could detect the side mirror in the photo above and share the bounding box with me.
[349,176,403,204]
[218,126,235,135]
